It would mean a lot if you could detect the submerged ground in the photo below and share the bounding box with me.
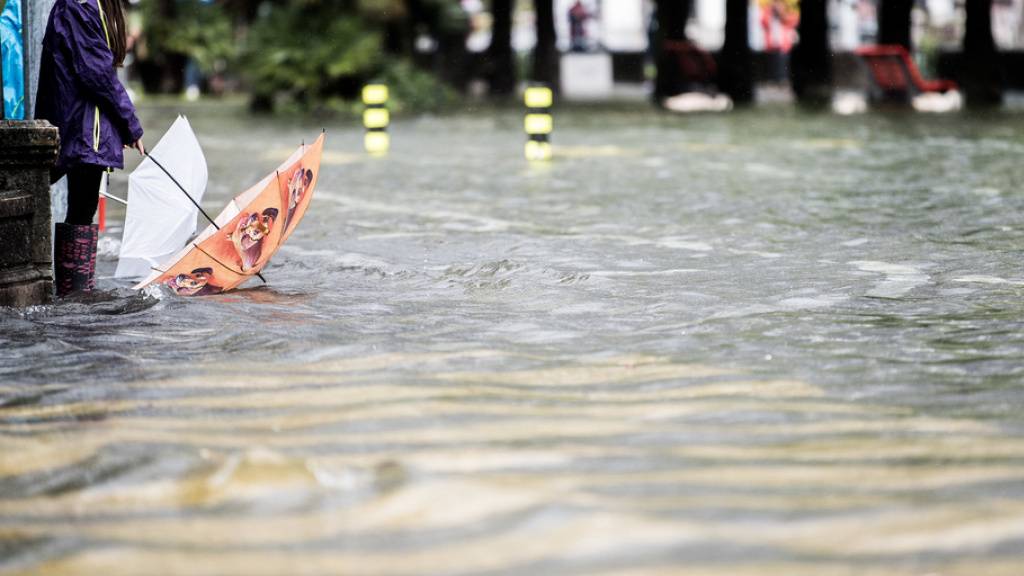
[2,102,1024,575]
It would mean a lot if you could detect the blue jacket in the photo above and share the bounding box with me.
[35,0,143,172]
[1,0,25,119]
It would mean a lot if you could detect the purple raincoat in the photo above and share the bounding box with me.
[35,0,143,173]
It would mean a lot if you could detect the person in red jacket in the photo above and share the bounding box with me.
[760,0,799,83]
[35,0,145,297]
[568,0,590,52]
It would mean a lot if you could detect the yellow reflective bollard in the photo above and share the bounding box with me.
[524,85,553,161]
[362,84,390,155]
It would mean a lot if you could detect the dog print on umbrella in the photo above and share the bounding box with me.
[284,168,313,230]
[277,140,321,245]
[166,267,223,296]
[229,208,280,272]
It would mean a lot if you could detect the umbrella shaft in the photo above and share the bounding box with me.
[145,153,220,230]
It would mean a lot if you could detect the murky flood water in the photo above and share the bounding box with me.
[2,103,1024,575]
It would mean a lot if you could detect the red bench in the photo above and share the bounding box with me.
[659,40,719,95]
[856,45,957,102]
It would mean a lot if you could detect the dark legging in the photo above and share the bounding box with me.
[65,165,105,225]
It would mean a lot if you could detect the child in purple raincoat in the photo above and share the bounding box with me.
[35,0,145,297]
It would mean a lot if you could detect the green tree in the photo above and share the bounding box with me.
[137,0,236,92]
[242,2,382,109]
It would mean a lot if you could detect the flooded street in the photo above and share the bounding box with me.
[2,103,1024,575]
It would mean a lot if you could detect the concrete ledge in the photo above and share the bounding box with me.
[0,264,53,308]
[0,121,60,166]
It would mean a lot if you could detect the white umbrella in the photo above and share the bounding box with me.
[115,116,207,279]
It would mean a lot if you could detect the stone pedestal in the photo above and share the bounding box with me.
[0,120,58,307]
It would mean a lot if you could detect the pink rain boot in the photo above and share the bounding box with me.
[54,223,98,297]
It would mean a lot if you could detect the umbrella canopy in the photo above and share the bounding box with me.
[115,116,208,279]
[134,132,325,296]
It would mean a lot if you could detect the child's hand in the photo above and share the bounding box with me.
[129,139,146,156]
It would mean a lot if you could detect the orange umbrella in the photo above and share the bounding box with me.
[135,133,325,296]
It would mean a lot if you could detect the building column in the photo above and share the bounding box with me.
[790,0,832,106]
[26,0,56,119]
[718,0,753,105]
[962,0,1002,107]
[877,0,913,50]
[653,0,692,101]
